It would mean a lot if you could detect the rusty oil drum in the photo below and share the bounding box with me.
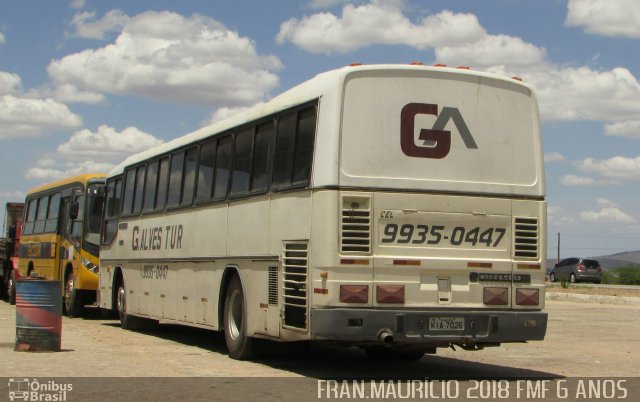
[15,279,62,352]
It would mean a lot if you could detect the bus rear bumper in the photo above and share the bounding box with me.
[310,308,547,345]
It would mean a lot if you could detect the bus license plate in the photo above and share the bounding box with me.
[429,317,464,331]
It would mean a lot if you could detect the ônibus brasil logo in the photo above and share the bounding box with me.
[400,103,478,159]
[8,378,72,402]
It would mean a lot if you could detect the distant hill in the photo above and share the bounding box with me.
[547,250,640,271]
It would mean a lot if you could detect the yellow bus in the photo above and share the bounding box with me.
[18,174,106,316]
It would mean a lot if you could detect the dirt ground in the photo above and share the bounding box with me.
[1,296,639,379]
[545,284,640,298]
[2,293,639,401]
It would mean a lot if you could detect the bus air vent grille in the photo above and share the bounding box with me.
[341,199,372,254]
[282,242,308,330]
[268,266,278,305]
[513,217,539,259]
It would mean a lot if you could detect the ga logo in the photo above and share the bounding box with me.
[400,103,478,159]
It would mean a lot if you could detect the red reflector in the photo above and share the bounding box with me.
[433,63,447,67]
[340,285,368,303]
[410,61,424,65]
[314,288,328,295]
[516,288,539,306]
[393,259,421,266]
[483,287,508,305]
[511,76,523,81]
[376,285,405,304]
[340,259,369,265]
[348,62,363,67]
[456,66,470,69]
[468,262,492,268]
[517,264,541,270]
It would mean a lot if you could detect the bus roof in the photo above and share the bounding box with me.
[26,173,107,197]
[108,63,534,177]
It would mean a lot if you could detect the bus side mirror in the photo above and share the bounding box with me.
[70,202,79,220]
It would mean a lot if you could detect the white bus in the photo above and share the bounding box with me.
[99,64,547,360]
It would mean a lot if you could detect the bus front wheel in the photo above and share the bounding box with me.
[223,275,254,360]
[63,271,84,317]
[116,276,157,330]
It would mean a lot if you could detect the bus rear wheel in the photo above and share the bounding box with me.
[224,275,254,360]
[63,271,84,317]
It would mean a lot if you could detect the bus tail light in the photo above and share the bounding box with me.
[516,288,539,306]
[376,285,404,304]
[340,285,368,303]
[483,287,508,305]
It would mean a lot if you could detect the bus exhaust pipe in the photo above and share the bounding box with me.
[378,329,394,343]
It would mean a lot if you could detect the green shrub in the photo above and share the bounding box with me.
[603,264,640,285]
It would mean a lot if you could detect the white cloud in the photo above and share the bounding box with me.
[547,205,575,225]
[566,0,640,39]
[25,125,163,181]
[544,152,565,163]
[596,198,618,208]
[528,67,640,122]
[70,10,129,40]
[436,34,546,69]
[0,190,25,199]
[69,0,85,9]
[50,10,282,106]
[580,207,635,223]
[203,104,264,126]
[38,84,105,104]
[578,156,640,180]
[561,175,594,186]
[57,125,163,160]
[277,5,486,54]
[25,160,116,181]
[275,1,640,128]
[308,0,352,9]
[605,120,640,139]
[0,95,82,139]
[0,72,21,95]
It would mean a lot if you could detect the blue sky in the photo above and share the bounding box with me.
[1,0,639,259]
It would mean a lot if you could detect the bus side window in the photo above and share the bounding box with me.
[181,147,198,206]
[273,112,296,188]
[155,157,170,211]
[142,160,159,213]
[292,107,317,185]
[23,198,37,235]
[197,140,216,203]
[132,165,146,215]
[213,136,232,200]
[102,178,122,245]
[167,151,185,208]
[122,169,136,215]
[251,121,275,193]
[33,195,49,234]
[45,193,61,232]
[230,127,254,197]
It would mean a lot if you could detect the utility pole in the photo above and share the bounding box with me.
[557,232,560,263]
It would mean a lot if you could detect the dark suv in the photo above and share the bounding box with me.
[550,258,602,284]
